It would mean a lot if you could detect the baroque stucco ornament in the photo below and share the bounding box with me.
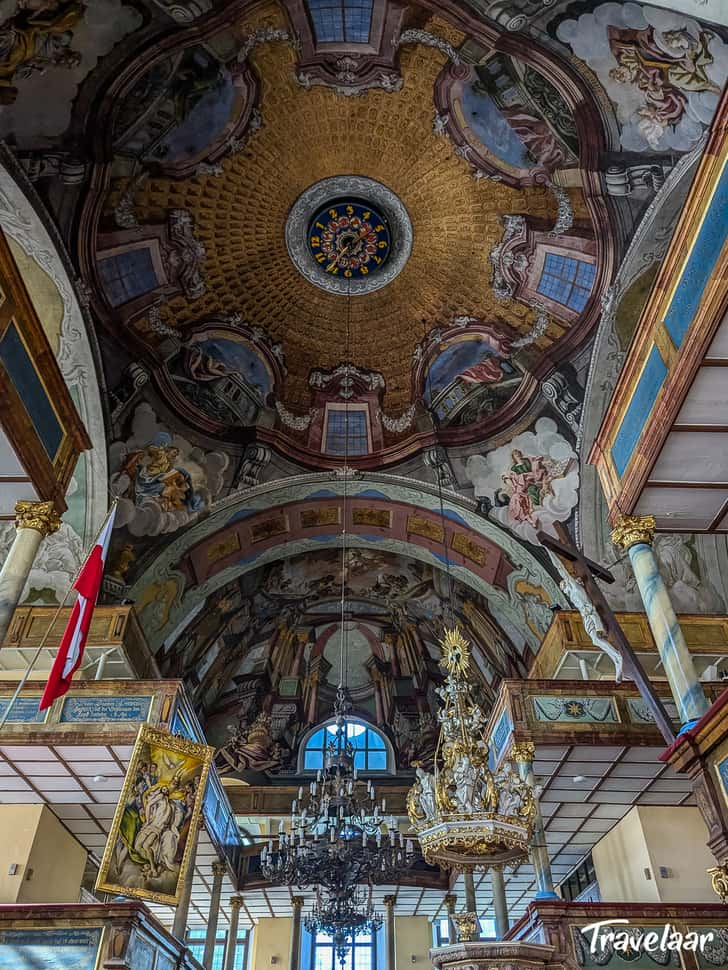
[285,176,413,296]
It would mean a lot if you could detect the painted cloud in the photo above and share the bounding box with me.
[557,3,728,152]
[465,416,578,544]
[110,402,229,536]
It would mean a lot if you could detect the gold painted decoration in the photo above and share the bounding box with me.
[15,499,61,536]
[610,513,656,551]
[95,724,213,905]
[407,627,535,869]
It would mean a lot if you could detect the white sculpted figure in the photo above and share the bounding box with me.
[548,552,624,682]
[452,753,478,813]
[495,766,523,817]
[414,766,437,819]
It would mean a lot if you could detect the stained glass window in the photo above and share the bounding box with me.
[303,720,388,772]
[324,407,369,455]
[536,253,595,312]
[307,0,373,43]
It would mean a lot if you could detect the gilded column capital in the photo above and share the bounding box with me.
[708,864,728,903]
[14,500,61,537]
[291,895,305,909]
[212,860,228,877]
[510,741,535,764]
[230,895,244,911]
[383,894,397,907]
[611,514,656,551]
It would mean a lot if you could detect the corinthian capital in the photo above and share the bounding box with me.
[510,741,535,764]
[15,500,61,537]
[610,514,655,551]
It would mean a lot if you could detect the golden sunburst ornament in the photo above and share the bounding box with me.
[441,626,470,679]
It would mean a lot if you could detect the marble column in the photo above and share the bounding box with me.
[490,868,509,940]
[462,872,478,938]
[289,895,304,970]
[224,895,244,970]
[512,743,557,899]
[384,895,396,970]
[444,893,457,943]
[612,514,710,729]
[173,825,199,941]
[203,861,227,968]
[0,500,61,645]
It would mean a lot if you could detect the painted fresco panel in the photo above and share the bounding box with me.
[533,696,618,723]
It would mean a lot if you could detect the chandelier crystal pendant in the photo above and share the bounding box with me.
[260,687,414,890]
[406,627,536,869]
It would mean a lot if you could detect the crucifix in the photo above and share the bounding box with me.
[537,522,676,745]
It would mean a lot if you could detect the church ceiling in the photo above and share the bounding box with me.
[2,0,728,773]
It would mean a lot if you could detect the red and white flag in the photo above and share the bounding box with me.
[39,505,117,711]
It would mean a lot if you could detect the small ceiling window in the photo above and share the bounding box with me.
[323,404,370,455]
[303,719,388,772]
[307,0,373,44]
[537,253,595,313]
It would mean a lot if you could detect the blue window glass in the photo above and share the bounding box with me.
[537,253,595,312]
[325,408,369,455]
[303,720,388,772]
[187,928,250,970]
[311,928,376,970]
[304,749,324,770]
[307,0,373,43]
[0,321,64,460]
[98,247,158,307]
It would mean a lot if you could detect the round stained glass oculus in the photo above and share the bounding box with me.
[285,176,412,296]
[307,200,391,279]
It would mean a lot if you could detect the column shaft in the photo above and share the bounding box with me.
[490,868,509,940]
[0,501,60,645]
[626,541,709,726]
[290,897,304,970]
[513,746,557,900]
[384,896,396,970]
[203,861,227,968]
[443,894,457,944]
[173,826,199,940]
[224,897,243,970]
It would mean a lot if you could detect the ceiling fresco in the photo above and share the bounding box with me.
[3,0,728,778]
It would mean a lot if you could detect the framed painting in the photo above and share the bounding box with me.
[95,724,213,905]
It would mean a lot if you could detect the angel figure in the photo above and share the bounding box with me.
[407,765,437,823]
[498,449,573,528]
[548,551,624,682]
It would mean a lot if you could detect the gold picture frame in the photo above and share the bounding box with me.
[95,724,213,905]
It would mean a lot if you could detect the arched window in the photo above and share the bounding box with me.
[300,718,391,773]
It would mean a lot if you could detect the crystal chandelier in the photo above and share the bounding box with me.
[303,887,383,967]
[407,627,536,869]
[261,687,414,889]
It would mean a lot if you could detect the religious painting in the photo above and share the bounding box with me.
[453,55,578,176]
[96,724,213,905]
[0,0,143,144]
[465,416,578,543]
[557,4,728,152]
[111,45,251,171]
[422,326,523,426]
[109,401,229,536]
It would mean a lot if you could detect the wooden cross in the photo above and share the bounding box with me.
[537,522,676,745]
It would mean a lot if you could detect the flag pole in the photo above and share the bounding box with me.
[0,501,118,732]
